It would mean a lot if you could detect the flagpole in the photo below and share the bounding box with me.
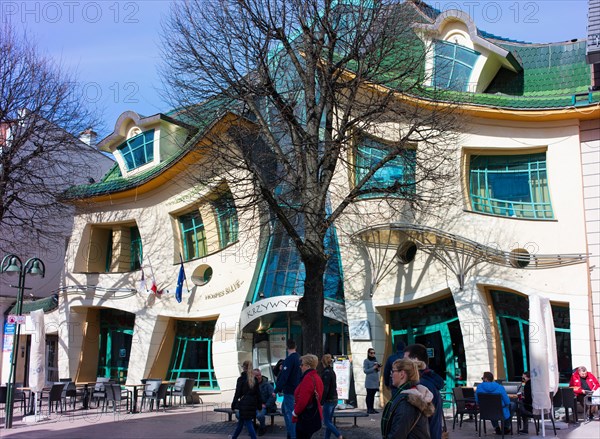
[179,253,190,293]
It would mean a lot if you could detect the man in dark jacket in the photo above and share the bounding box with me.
[384,340,405,391]
[276,339,301,439]
[253,368,276,436]
[405,343,445,439]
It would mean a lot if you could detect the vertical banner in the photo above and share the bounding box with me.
[28,310,46,394]
[333,356,351,400]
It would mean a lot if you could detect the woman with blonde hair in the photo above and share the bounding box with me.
[292,354,325,438]
[381,359,435,439]
[320,354,344,439]
[230,359,262,439]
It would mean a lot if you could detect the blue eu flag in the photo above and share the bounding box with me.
[175,259,186,303]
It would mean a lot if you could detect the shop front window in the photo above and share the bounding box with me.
[168,320,219,390]
[97,309,135,383]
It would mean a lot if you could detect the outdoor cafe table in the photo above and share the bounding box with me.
[75,381,97,410]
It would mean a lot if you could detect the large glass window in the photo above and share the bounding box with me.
[130,226,142,271]
[433,40,480,91]
[117,130,155,171]
[168,320,219,390]
[490,290,571,383]
[469,153,554,219]
[97,309,135,384]
[179,210,207,261]
[355,137,416,199]
[212,191,239,248]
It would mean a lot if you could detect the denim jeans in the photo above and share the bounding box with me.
[231,418,257,439]
[282,393,296,439]
[256,407,267,429]
[322,401,341,439]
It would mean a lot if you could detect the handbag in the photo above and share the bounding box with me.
[297,376,322,435]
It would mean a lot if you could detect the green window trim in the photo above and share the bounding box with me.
[212,191,239,248]
[355,137,416,199]
[130,226,142,271]
[469,152,554,220]
[105,231,113,273]
[179,210,208,261]
[117,130,155,171]
[434,40,480,92]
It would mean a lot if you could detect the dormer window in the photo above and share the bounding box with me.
[117,129,155,171]
[434,40,480,91]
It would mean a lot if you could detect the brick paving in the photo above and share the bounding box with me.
[0,402,598,438]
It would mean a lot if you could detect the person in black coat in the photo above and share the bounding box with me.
[320,354,344,439]
[231,360,262,439]
[518,371,533,434]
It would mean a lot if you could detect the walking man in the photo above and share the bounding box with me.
[276,339,301,439]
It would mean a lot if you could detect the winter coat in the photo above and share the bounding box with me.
[258,377,277,413]
[363,358,381,390]
[418,368,445,439]
[476,381,511,420]
[320,366,338,404]
[569,371,600,395]
[293,368,324,421]
[231,372,262,420]
[522,380,532,413]
[276,351,301,395]
[381,384,435,439]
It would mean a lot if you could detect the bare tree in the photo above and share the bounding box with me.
[0,26,101,254]
[161,0,461,357]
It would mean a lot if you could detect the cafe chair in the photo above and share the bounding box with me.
[61,381,84,410]
[89,377,111,410]
[38,383,66,417]
[104,384,131,414]
[141,381,169,412]
[170,377,192,406]
[477,393,513,439]
[11,382,29,413]
[584,392,600,422]
[557,387,578,423]
[452,387,478,431]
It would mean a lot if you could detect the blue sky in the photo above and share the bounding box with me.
[1,0,592,137]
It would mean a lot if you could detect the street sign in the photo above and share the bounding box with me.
[6,315,25,325]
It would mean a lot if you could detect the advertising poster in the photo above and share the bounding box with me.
[3,322,15,353]
[269,330,287,362]
[334,356,351,400]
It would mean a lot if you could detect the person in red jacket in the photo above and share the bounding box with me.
[569,366,600,420]
[292,354,324,439]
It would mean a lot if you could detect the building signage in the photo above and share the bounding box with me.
[3,322,15,353]
[240,296,347,328]
[204,280,244,300]
[7,315,25,325]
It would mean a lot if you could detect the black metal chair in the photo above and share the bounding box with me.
[452,387,478,430]
[60,381,84,410]
[38,383,66,416]
[11,382,29,413]
[559,387,578,423]
[477,393,513,438]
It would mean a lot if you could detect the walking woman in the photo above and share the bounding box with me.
[363,347,381,414]
[292,354,325,439]
[231,360,262,439]
[320,354,344,439]
[381,358,435,439]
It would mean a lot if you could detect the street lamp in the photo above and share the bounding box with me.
[1,254,45,429]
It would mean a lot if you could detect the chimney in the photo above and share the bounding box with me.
[79,128,98,147]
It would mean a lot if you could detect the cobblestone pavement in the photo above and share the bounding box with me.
[0,403,598,439]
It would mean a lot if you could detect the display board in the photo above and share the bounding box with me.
[333,356,351,400]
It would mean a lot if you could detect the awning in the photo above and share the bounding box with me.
[6,294,58,315]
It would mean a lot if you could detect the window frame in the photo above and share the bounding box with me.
[178,209,208,261]
[116,129,155,171]
[468,151,554,220]
[433,40,480,91]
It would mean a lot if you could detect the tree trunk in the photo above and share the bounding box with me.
[298,253,326,359]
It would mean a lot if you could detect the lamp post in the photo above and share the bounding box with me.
[1,254,45,429]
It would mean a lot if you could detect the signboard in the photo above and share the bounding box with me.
[7,315,25,325]
[3,322,15,352]
[333,356,351,400]
[427,348,435,358]
[348,320,371,341]
[269,330,287,362]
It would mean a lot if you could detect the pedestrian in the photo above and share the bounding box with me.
[230,360,262,439]
[320,354,344,439]
[274,359,285,380]
[254,368,277,436]
[384,340,406,391]
[404,344,445,439]
[363,347,381,414]
[381,358,435,439]
[293,354,324,439]
[276,339,302,439]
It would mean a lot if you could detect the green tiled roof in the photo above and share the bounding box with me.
[7,294,58,315]
[63,97,231,200]
[485,41,591,96]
